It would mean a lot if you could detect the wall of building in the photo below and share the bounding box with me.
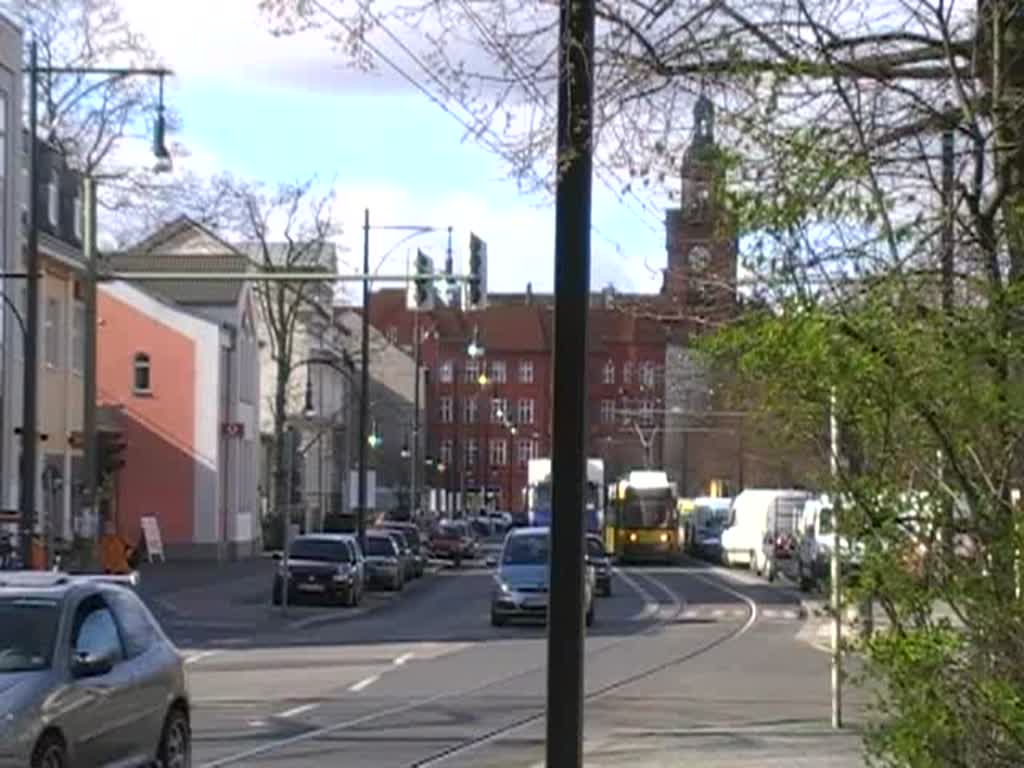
[98,283,227,556]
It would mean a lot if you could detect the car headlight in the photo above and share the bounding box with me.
[334,564,352,581]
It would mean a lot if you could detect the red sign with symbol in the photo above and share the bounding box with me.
[222,422,244,438]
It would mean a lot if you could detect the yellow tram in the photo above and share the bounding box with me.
[604,471,681,563]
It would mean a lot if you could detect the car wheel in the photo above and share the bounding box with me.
[750,551,760,574]
[158,706,191,768]
[491,609,506,627]
[585,603,595,627]
[31,732,68,768]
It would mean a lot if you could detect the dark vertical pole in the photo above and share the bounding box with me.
[545,0,594,759]
[82,177,98,564]
[941,108,955,316]
[358,208,370,553]
[411,309,421,517]
[455,356,463,516]
[20,41,39,567]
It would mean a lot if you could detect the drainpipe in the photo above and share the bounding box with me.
[219,328,235,562]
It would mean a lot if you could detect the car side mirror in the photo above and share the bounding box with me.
[72,651,114,678]
[272,552,282,561]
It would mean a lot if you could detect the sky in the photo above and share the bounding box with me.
[118,0,672,298]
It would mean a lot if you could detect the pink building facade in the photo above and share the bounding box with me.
[97,281,261,558]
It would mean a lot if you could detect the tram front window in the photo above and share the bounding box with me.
[622,490,673,528]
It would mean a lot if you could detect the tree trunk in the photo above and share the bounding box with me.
[273,361,291,518]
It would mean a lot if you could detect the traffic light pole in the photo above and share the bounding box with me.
[358,209,371,555]
[546,0,595,763]
[82,177,99,562]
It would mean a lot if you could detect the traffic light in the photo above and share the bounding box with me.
[467,233,487,310]
[98,431,127,483]
[413,249,435,311]
[367,420,382,449]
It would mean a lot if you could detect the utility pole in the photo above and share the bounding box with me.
[358,209,371,553]
[410,307,421,518]
[82,176,98,563]
[830,386,842,730]
[19,40,40,567]
[545,0,595,761]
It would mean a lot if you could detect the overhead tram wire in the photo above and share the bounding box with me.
[307,0,661,252]
[447,0,665,234]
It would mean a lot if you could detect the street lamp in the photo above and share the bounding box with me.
[400,439,410,459]
[467,325,485,358]
[21,41,174,568]
[151,74,173,173]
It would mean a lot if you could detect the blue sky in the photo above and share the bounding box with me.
[120,0,670,297]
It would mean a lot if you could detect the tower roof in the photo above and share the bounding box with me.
[682,93,718,170]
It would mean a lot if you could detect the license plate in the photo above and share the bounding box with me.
[523,598,547,609]
[298,582,325,593]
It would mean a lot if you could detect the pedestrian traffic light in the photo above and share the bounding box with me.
[467,233,487,310]
[413,249,435,311]
[367,421,382,449]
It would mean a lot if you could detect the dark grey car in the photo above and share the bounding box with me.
[0,571,190,768]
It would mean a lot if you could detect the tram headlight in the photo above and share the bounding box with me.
[629,532,638,542]
[659,532,669,543]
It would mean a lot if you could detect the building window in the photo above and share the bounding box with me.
[489,439,507,466]
[518,360,534,383]
[44,297,60,367]
[517,398,534,424]
[73,194,82,240]
[133,352,151,393]
[465,359,479,383]
[440,360,453,383]
[71,302,85,375]
[47,169,58,227]
[600,399,615,424]
[440,440,453,466]
[623,361,633,385]
[517,439,535,465]
[640,361,656,388]
[490,397,508,423]
[490,360,507,383]
[439,396,453,424]
[465,439,478,467]
[602,359,615,384]
[463,397,478,424]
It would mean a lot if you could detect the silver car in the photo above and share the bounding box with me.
[490,527,595,627]
[0,571,190,768]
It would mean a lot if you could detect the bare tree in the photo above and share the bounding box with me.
[2,0,177,174]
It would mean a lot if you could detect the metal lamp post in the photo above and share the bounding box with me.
[21,40,173,568]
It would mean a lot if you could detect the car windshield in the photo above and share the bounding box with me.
[622,489,673,528]
[290,538,352,562]
[367,537,395,557]
[503,534,550,565]
[0,598,60,672]
[586,537,606,557]
[439,524,464,538]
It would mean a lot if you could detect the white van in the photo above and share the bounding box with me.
[719,489,813,572]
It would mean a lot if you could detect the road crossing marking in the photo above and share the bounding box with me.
[393,652,414,666]
[277,703,319,719]
[349,674,380,692]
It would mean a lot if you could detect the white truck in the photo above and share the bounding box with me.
[526,458,605,531]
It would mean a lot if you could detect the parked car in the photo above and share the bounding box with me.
[365,532,405,591]
[377,522,427,577]
[273,533,364,606]
[372,528,417,581]
[0,570,191,768]
[585,534,613,596]
[490,527,595,627]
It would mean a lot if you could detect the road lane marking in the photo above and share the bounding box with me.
[248,719,268,728]
[393,652,414,666]
[184,650,221,665]
[612,568,660,621]
[277,703,319,719]
[349,674,380,692]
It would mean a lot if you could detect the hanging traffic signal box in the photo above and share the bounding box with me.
[413,249,435,311]
[467,233,488,310]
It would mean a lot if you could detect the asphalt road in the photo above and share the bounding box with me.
[179,557,870,768]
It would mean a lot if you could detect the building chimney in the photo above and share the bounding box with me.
[525,282,533,305]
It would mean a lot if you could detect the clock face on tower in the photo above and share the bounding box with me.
[688,245,712,272]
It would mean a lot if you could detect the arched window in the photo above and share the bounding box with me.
[133,353,151,394]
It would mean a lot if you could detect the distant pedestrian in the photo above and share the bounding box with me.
[98,520,136,574]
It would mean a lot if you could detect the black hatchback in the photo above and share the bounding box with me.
[586,534,613,596]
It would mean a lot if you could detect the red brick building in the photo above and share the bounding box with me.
[368,96,815,512]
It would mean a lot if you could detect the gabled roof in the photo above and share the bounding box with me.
[107,216,250,307]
